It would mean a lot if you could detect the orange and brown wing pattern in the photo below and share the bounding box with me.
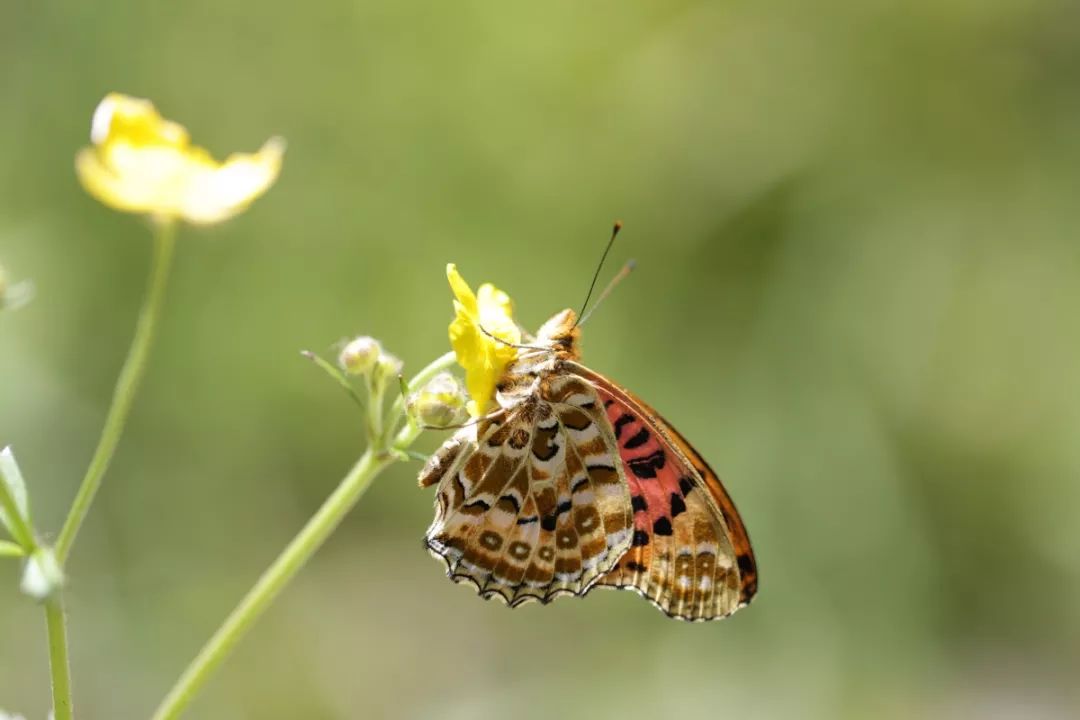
[568,362,757,621]
[419,374,633,606]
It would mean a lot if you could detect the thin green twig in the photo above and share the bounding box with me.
[301,350,365,409]
[45,596,73,720]
[55,220,177,564]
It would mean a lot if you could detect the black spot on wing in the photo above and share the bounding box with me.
[570,476,589,494]
[541,515,557,532]
[463,498,491,512]
[670,493,687,518]
[555,500,573,517]
[653,517,673,536]
[679,476,695,495]
[628,450,666,479]
[631,495,648,513]
[612,413,635,439]
[632,530,650,547]
[625,560,647,573]
[623,426,650,450]
[516,515,539,525]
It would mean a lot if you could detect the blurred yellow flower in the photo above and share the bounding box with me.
[75,93,284,225]
[446,264,520,416]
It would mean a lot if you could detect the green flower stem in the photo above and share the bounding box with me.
[45,596,73,720]
[55,220,177,564]
[151,350,457,720]
[365,374,385,445]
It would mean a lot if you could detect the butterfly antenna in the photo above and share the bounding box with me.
[424,407,507,431]
[573,221,622,329]
[478,323,552,353]
[578,258,636,327]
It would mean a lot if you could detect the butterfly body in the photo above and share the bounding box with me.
[420,308,757,621]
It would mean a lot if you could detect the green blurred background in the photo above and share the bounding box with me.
[3,0,1080,717]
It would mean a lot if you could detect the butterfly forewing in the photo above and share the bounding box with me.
[420,374,633,606]
[568,363,758,621]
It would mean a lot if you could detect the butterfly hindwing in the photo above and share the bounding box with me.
[419,374,633,606]
[567,363,758,621]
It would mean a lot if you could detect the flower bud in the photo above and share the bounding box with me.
[407,372,468,428]
[338,336,382,376]
[21,547,63,601]
[371,351,404,388]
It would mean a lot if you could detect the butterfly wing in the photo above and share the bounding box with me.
[419,374,634,606]
[567,362,758,621]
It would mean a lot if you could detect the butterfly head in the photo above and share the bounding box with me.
[535,308,581,360]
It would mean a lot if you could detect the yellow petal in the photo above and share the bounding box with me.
[179,138,286,225]
[90,93,189,149]
[76,143,193,217]
[476,283,517,339]
[445,265,520,416]
[446,264,477,315]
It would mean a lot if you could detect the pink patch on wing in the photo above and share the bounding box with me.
[599,388,688,537]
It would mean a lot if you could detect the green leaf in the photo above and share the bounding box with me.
[0,446,34,550]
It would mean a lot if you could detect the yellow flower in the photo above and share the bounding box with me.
[446,264,521,416]
[76,93,284,225]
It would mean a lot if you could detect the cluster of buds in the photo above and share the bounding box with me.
[326,335,469,437]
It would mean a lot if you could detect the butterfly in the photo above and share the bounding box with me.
[418,308,757,621]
